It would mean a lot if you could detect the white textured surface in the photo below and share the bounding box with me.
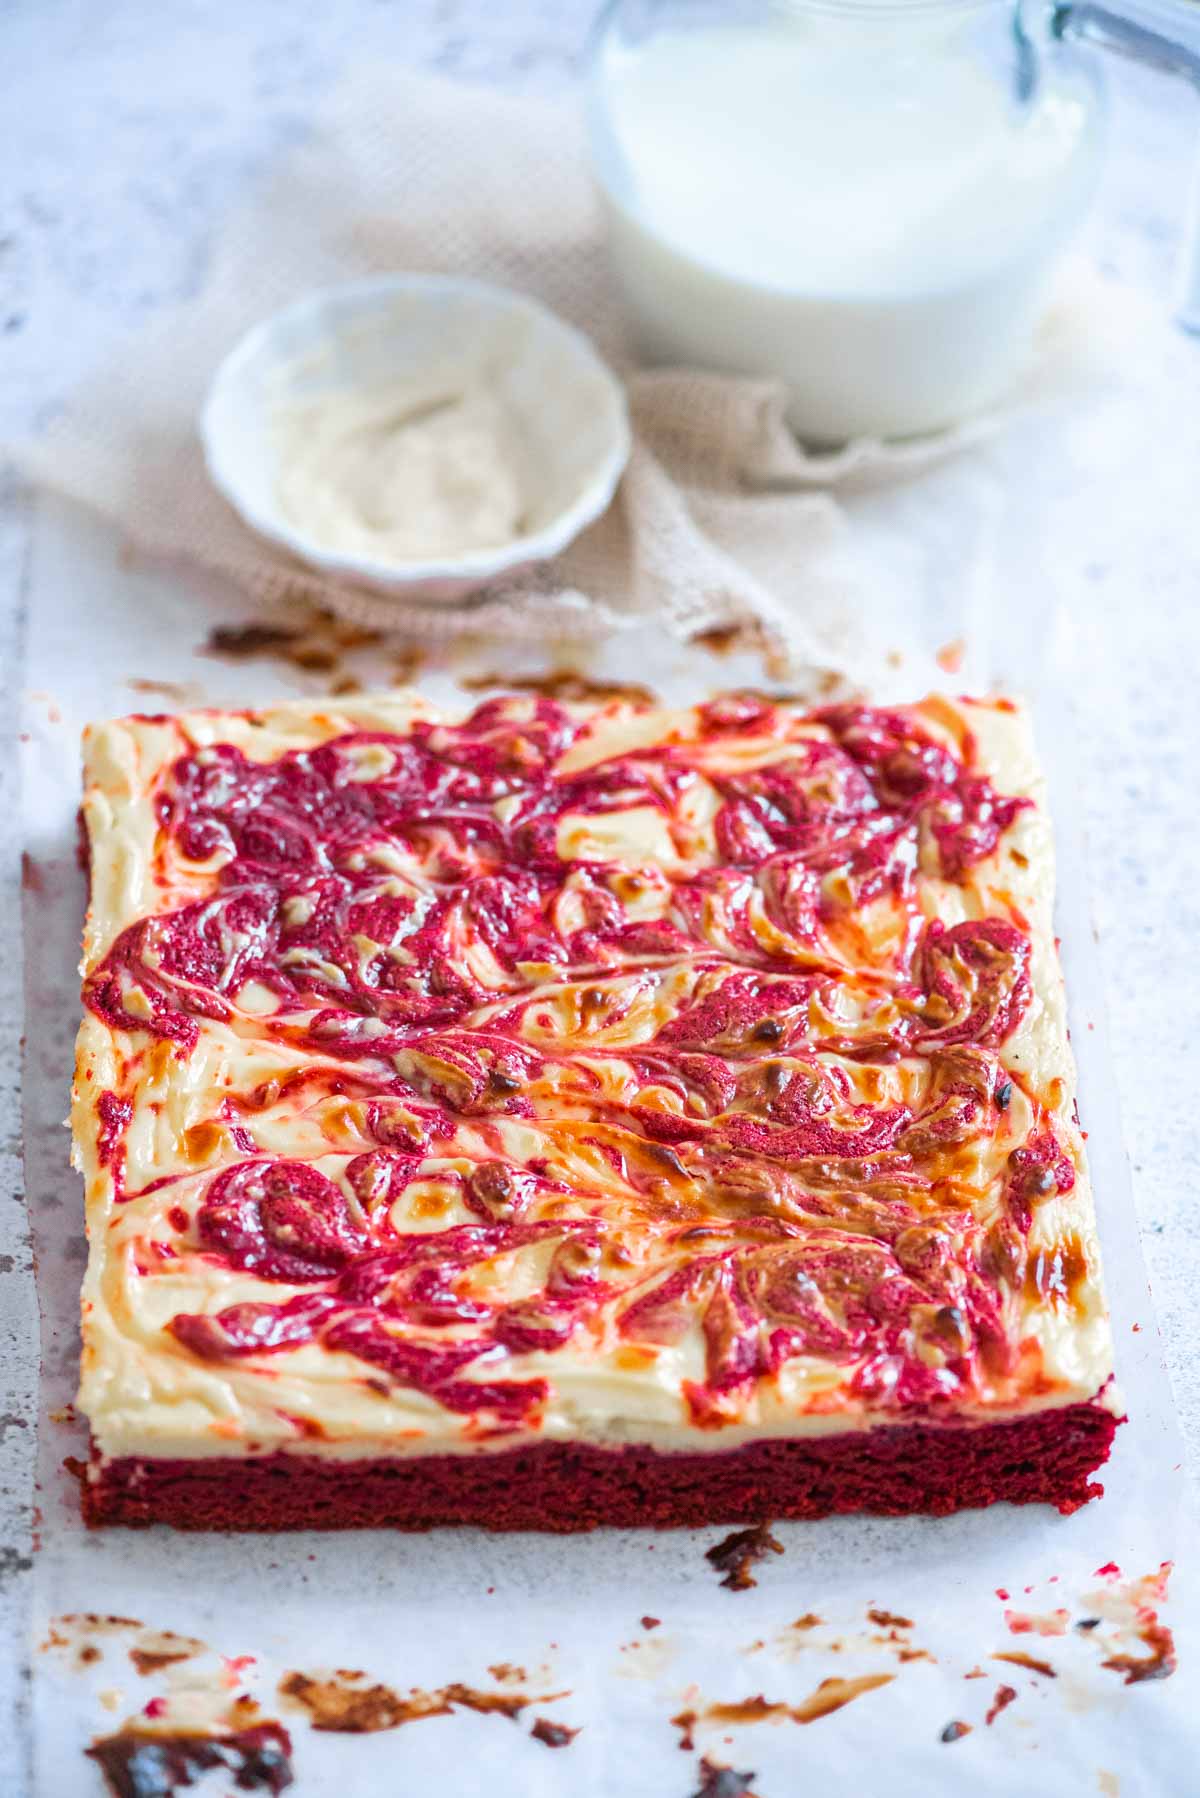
[4,2,1200,1787]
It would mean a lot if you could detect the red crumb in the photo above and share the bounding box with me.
[530,1718,580,1749]
[691,1757,760,1798]
[705,1524,784,1592]
[985,1685,1018,1726]
[1003,1609,1069,1637]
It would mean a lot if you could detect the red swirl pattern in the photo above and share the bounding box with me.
[85,694,1079,1431]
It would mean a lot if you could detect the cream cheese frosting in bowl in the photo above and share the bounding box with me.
[201,275,630,601]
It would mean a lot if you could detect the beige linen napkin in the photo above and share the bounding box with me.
[19,69,1131,676]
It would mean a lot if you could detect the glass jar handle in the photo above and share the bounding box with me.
[1038,0,1200,330]
[1049,0,1200,84]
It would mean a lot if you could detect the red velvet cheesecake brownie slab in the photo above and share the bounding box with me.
[72,691,1120,1528]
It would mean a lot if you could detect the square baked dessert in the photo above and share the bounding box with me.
[73,689,1120,1529]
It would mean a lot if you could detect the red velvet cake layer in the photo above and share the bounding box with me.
[85,1401,1117,1531]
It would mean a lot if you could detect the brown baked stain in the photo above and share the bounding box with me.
[443,1683,567,1719]
[1024,1234,1089,1310]
[460,670,659,706]
[689,622,837,687]
[690,624,762,658]
[146,1039,182,1087]
[238,1069,312,1114]
[789,1613,823,1632]
[1102,1623,1176,1684]
[863,1606,928,1660]
[487,1662,527,1685]
[278,1670,567,1733]
[130,1648,197,1678]
[705,1523,784,1592]
[641,1140,689,1180]
[56,1613,145,1633]
[205,623,307,660]
[181,1121,227,1166]
[788,1674,894,1723]
[201,611,399,695]
[410,1186,453,1221]
[671,1673,894,1745]
[67,1625,205,1681]
[690,629,791,676]
[126,678,197,702]
[278,1672,417,1733]
[993,1650,1057,1678]
[287,643,341,673]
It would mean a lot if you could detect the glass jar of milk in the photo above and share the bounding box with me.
[587,0,1105,441]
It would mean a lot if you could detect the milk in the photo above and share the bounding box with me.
[588,16,1101,440]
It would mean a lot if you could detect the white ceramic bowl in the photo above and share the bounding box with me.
[200,275,631,602]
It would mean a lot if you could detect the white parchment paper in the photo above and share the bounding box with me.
[20,494,1197,1798]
